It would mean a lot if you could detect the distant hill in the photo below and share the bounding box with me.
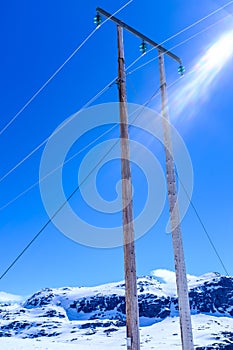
[0,269,233,349]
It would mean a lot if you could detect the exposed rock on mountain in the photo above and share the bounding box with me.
[0,270,232,349]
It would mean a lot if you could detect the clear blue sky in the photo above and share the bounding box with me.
[0,0,233,295]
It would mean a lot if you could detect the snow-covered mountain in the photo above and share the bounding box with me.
[0,270,233,349]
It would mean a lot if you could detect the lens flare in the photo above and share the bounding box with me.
[203,30,233,70]
[171,29,233,119]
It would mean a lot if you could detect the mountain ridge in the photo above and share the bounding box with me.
[0,269,233,349]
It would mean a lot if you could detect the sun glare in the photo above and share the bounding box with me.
[202,30,233,70]
[170,29,233,120]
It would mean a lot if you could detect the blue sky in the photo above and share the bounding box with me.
[0,0,233,295]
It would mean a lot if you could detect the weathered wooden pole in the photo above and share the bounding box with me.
[158,50,194,350]
[95,8,193,348]
[117,25,140,350]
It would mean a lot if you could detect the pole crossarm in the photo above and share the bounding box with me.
[96,7,182,65]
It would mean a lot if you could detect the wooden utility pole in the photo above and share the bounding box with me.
[158,51,194,350]
[95,7,193,349]
[117,25,140,350]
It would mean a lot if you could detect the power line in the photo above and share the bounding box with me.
[0,0,134,137]
[129,72,230,276]
[0,5,231,186]
[0,3,232,281]
[176,171,229,276]
[190,199,229,276]
[0,79,116,184]
[0,41,159,186]
[0,140,118,282]
[127,13,230,76]
[127,65,230,277]
[127,73,230,277]
[0,121,118,211]
[159,0,233,47]
[1,32,230,283]
[0,49,164,186]
[130,58,229,276]
[127,57,230,277]
[122,0,233,78]
[1,0,231,137]
[0,77,177,212]
[0,77,229,281]
[0,86,162,282]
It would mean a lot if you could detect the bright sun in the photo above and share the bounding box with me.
[202,30,233,70]
[170,29,233,119]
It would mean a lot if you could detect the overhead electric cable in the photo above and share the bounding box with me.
[0,79,116,184]
[0,9,229,187]
[0,74,229,281]
[159,0,233,47]
[189,199,229,276]
[0,47,165,185]
[127,13,230,76]
[0,76,182,212]
[127,61,231,278]
[0,0,134,136]
[0,121,118,211]
[0,86,163,281]
[175,171,229,276]
[1,0,232,137]
[127,68,230,277]
[0,140,118,282]
[1,2,232,191]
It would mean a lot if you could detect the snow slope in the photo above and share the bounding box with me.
[0,315,232,349]
[0,270,232,349]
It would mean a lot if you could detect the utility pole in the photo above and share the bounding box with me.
[95,7,193,350]
[158,51,194,350]
[117,25,140,350]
